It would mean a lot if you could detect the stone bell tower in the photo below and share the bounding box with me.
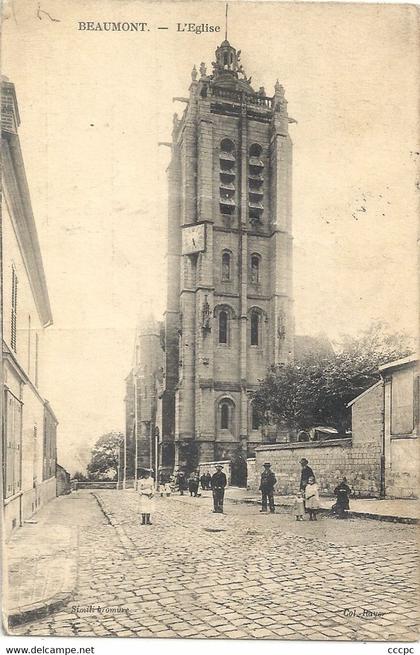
[160,39,295,474]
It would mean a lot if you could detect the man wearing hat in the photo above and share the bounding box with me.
[259,462,277,513]
[211,464,227,513]
[299,458,315,492]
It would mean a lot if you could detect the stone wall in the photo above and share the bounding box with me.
[251,438,382,498]
[75,481,118,490]
[246,458,257,490]
[387,437,419,498]
[56,466,71,496]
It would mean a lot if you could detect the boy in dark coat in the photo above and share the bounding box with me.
[259,463,277,513]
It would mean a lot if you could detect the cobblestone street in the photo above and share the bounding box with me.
[10,490,419,641]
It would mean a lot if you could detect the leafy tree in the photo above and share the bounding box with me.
[253,322,414,436]
[86,431,123,481]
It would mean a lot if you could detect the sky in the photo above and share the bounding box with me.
[2,0,418,473]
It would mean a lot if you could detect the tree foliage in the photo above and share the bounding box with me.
[252,322,414,435]
[72,470,88,482]
[86,431,123,481]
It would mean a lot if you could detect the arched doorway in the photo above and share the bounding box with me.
[230,456,247,487]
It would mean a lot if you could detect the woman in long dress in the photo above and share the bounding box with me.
[137,471,155,525]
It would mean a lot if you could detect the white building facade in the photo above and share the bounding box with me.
[2,78,58,539]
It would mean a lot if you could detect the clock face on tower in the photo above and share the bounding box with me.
[181,223,206,255]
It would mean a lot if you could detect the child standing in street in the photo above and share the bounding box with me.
[292,491,305,521]
[137,470,155,525]
[304,476,320,521]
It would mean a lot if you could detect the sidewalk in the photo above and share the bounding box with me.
[4,495,78,630]
[224,487,420,523]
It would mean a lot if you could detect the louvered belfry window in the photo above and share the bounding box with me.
[219,139,236,216]
[11,267,18,352]
[248,144,264,224]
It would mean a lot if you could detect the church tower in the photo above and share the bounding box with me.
[160,40,295,474]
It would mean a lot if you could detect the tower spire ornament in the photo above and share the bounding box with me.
[225,3,228,41]
[199,62,207,78]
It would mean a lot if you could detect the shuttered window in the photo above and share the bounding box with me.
[11,268,18,352]
[3,390,22,498]
[35,333,39,387]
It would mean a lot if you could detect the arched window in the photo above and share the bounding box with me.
[220,402,230,429]
[251,404,261,431]
[221,138,235,154]
[249,143,263,158]
[219,310,228,344]
[250,255,260,284]
[250,311,259,346]
[222,251,231,282]
[218,398,234,432]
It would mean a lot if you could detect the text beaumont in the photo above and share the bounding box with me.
[78,22,148,31]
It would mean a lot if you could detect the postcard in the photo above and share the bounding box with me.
[1,0,418,647]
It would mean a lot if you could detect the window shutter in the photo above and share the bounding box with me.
[11,268,18,352]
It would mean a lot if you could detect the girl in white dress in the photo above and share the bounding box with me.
[137,472,155,525]
[304,476,320,521]
[292,491,305,521]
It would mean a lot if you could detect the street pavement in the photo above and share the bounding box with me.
[8,489,419,641]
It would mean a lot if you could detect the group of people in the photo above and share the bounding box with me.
[174,469,219,498]
[258,457,352,521]
[176,466,226,511]
[255,459,320,519]
[136,465,227,524]
[136,457,352,526]
[292,458,351,521]
[200,471,212,490]
[170,471,208,497]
